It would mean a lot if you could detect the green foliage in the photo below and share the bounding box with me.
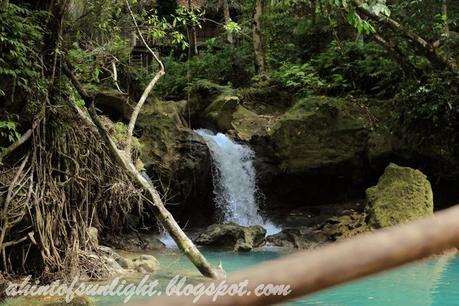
[272,63,325,95]
[398,72,459,146]
[156,42,254,99]
[0,115,20,150]
[313,40,403,96]
[0,3,45,101]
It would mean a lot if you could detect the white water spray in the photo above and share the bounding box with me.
[196,129,279,234]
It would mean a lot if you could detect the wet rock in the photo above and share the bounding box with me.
[194,223,266,251]
[366,163,434,228]
[319,212,369,241]
[97,246,134,270]
[132,254,160,273]
[266,227,328,249]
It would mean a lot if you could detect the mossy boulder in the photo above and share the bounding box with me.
[194,223,266,251]
[187,79,237,119]
[187,80,272,141]
[270,96,369,173]
[366,163,434,228]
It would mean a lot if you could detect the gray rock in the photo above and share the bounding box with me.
[87,227,99,247]
[132,254,160,273]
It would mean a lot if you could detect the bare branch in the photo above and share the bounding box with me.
[124,0,166,160]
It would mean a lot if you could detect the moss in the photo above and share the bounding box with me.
[366,163,434,228]
[187,80,236,117]
[204,95,240,131]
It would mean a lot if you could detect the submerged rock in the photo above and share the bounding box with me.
[132,254,160,273]
[194,223,266,251]
[94,246,159,274]
[366,163,434,228]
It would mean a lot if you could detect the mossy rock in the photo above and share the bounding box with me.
[270,96,369,173]
[187,80,236,117]
[137,100,186,173]
[204,95,240,131]
[366,163,434,228]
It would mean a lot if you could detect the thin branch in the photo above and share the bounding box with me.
[352,0,457,73]
[124,0,165,160]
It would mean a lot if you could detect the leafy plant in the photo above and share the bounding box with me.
[0,3,45,101]
[0,116,20,150]
[272,62,325,95]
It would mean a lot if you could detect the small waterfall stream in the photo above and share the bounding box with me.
[196,129,278,233]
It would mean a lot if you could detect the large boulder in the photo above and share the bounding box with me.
[194,223,266,251]
[94,89,133,121]
[366,163,434,228]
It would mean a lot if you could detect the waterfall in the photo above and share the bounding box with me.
[196,129,276,230]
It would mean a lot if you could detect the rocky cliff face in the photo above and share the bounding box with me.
[186,81,386,209]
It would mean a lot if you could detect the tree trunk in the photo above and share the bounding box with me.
[222,0,234,45]
[442,0,449,37]
[252,0,266,74]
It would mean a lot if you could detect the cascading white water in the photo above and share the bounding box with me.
[196,129,274,229]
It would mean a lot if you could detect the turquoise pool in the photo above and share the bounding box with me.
[93,248,459,306]
[4,248,457,306]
